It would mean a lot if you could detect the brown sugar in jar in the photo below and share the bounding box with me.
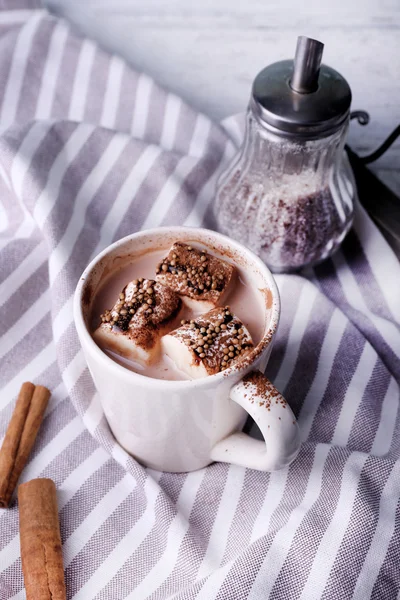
[214,37,356,273]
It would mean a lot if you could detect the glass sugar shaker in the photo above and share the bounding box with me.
[215,36,356,272]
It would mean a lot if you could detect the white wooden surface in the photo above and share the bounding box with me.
[47,0,400,194]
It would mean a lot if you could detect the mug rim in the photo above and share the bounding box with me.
[73,226,280,389]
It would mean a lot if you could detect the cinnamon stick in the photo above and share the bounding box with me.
[19,478,66,600]
[0,382,35,504]
[0,383,50,507]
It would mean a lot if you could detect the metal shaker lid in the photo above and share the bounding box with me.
[251,36,352,138]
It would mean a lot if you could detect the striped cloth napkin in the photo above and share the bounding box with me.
[1,5,400,600]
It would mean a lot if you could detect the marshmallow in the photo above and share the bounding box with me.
[155,242,235,311]
[161,306,254,379]
[93,278,182,365]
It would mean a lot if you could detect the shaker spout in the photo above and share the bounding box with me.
[290,36,324,94]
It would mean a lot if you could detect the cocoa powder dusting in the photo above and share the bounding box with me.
[242,371,287,409]
[82,283,92,307]
[260,288,273,310]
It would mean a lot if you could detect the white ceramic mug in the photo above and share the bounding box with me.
[74,227,300,472]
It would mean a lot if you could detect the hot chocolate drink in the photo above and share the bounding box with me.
[91,243,266,380]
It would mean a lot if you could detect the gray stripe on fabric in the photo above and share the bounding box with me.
[0,182,24,239]
[188,462,230,555]
[41,429,99,484]
[347,308,400,382]
[81,140,152,249]
[0,0,40,7]
[284,291,335,416]
[28,396,80,461]
[67,364,97,417]
[162,131,227,226]
[0,312,52,384]
[308,323,366,444]
[0,18,19,93]
[64,488,144,597]
[139,462,232,597]
[149,527,208,600]
[115,150,182,237]
[0,261,48,336]
[93,415,126,461]
[192,135,235,228]
[14,18,54,123]
[50,30,81,119]
[215,445,316,599]
[321,456,395,600]
[266,276,307,382]
[144,82,168,147]
[55,321,83,371]
[270,449,346,599]
[40,128,109,240]
[172,102,200,157]
[221,469,271,563]
[348,361,392,454]
[315,258,400,382]
[114,63,138,134]
[21,121,79,213]
[83,47,110,125]
[60,458,127,541]
[0,120,36,172]
[0,122,38,236]
[0,238,39,284]
[96,489,183,600]
[371,507,400,600]
[342,228,397,324]
[158,471,189,506]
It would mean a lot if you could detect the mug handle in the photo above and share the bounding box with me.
[210,371,300,471]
